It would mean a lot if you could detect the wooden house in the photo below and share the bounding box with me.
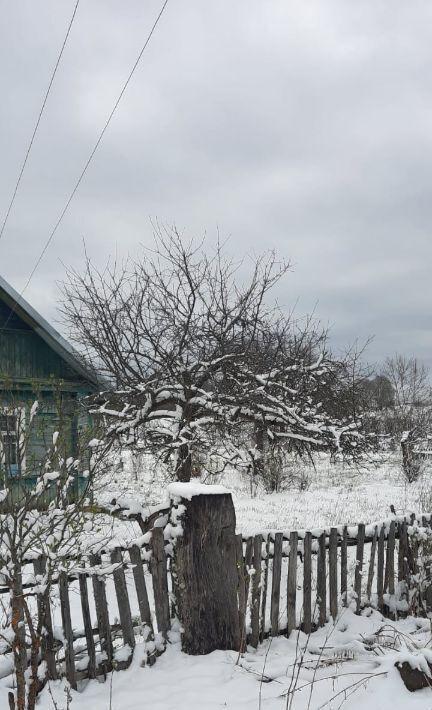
[0,275,99,502]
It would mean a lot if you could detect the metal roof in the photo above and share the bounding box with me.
[0,274,100,389]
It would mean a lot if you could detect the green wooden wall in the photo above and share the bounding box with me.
[0,298,95,489]
[0,299,81,383]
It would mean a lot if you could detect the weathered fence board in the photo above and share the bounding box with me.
[354,524,365,614]
[387,520,396,597]
[377,526,385,611]
[236,534,247,651]
[244,537,254,604]
[111,548,135,662]
[260,537,270,642]
[317,533,327,627]
[150,527,171,638]
[250,535,262,648]
[366,527,377,600]
[303,531,312,634]
[270,533,283,636]
[341,526,348,605]
[129,545,152,628]
[78,571,97,679]
[33,557,56,680]
[90,553,114,671]
[58,571,77,690]
[329,527,338,620]
[287,531,298,636]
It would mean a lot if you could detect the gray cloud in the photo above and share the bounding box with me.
[1,0,432,370]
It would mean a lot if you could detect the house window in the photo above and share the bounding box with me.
[0,412,23,477]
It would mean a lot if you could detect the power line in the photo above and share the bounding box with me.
[0,0,81,244]
[24,0,170,293]
[1,0,170,335]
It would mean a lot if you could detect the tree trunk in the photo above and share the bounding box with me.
[172,492,240,654]
[176,441,192,482]
[254,422,266,483]
[11,564,27,710]
[401,429,419,482]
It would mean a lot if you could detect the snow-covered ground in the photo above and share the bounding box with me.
[4,453,432,709]
[98,452,432,536]
[37,609,432,710]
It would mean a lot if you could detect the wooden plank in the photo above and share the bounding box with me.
[58,571,77,690]
[317,533,327,627]
[250,534,263,648]
[329,527,338,621]
[33,557,56,680]
[366,527,378,600]
[377,526,385,611]
[270,533,283,637]
[387,521,396,597]
[401,521,410,583]
[354,524,365,614]
[90,553,113,671]
[287,531,298,636]
[129,543,155,660]
[260,536,270,643]
[244,537,254,605]
[303,532,312,635]
[411,531,419,576]
[398,522,404,582]
[341,526,348,606]
[111,548,135,663]
[150,527,170,638]
[78,571,97,679]
[235,534,247,652]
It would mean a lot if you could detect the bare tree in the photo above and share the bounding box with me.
[0,390,109,710]
[61,228,368,482]
[380,354,432,480]
[361,375,395,411]
[383,354,431,410]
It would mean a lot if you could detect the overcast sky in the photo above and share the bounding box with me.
[1,0,432,369]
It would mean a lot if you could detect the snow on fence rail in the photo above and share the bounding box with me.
[237,512,432,649]
[0,528,171,690]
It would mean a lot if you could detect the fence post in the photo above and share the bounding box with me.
[171,487,240,654]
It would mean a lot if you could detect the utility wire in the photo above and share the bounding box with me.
[0,0,81,244]
[17,0,169,296]
[1,0,170,333]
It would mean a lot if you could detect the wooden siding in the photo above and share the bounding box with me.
[0,329,79,383]
[0,297,96,488]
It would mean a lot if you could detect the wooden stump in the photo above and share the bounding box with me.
[172,492,240,654]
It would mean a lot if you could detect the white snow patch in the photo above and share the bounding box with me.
[167,482,230,501]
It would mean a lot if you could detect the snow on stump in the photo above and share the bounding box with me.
[396,652,432,692]
[168,482,241,655]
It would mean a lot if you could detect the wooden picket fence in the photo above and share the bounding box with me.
[236,512,432,649]
[0,528,171,690]
[3,508,432,692]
